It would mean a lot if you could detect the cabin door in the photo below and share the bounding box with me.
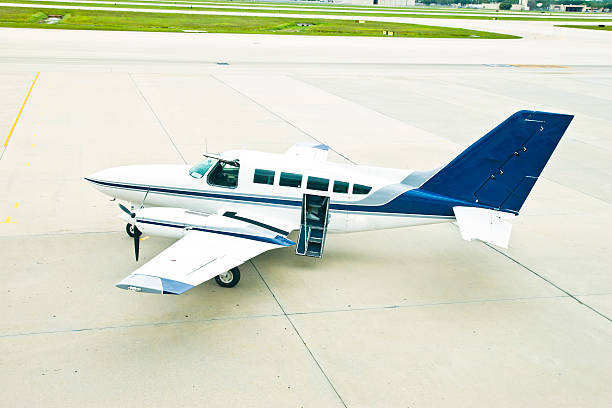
[295,194,330,258]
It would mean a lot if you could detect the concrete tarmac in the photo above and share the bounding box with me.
[1,26,611,407]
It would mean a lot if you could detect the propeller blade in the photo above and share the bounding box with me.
[133,226,142,261]
[119,203,135,218]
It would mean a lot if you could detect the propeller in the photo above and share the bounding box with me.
[133,224,142,262]
[119,204,142,261]
[119,203,135,218]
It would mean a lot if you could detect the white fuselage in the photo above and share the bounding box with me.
[86,150,453,234]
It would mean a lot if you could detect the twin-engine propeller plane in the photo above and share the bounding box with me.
[85,110,573,295]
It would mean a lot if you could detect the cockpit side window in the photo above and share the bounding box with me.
[189,158,216,179]
[207,161,240,188]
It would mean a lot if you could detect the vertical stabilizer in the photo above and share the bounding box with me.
[420,111,573,213]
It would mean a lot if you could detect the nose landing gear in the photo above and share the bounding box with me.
[215,267,241,288]
[126,223,135,238]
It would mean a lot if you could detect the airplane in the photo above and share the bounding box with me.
[85,110,573,295]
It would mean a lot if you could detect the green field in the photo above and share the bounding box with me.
[557,24,612,31]
[3,0,612,21]
[10,0,604,16]
[0,6,521,37]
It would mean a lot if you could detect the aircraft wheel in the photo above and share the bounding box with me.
[126,223,135,238]
[215,267,241,288]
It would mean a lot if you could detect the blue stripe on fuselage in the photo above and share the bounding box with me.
[85,177,300,207]
[84,177,496,217]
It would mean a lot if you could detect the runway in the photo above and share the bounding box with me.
[1,25,611,407]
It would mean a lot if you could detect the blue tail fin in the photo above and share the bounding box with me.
[419,110,573,213]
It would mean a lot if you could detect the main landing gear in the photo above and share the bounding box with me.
[215,267,241,288]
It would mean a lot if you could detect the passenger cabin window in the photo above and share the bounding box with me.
[307,176,329,192]
[253,169,275,185]
[333,181,349,194]
[279,172,303,188]
[189,158,216,179]
[207,161,240,188]
[353,184,372,195]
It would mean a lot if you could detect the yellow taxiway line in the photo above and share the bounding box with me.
[3,72,40,148]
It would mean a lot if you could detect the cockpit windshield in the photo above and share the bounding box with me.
[189,158,216,179]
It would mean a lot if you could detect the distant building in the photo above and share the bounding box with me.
[513,0,530,11]
[549,4,588,12]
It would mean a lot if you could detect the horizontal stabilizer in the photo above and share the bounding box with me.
[453,206,515,249]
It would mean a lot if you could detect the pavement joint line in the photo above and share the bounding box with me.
[249,260,348,408]
[433,76,612,154]
[539,175,612,208]
[484,243,612,323]
[127,72,187,164]
[447,222,612,322]
[285,294,571,317]
[293,73,465,152]
[1,71,39,161]
[0,312,286,339]
[210,74,356,165]
[0,293,572,339]
[4,57,612,71]
[304,72,612,167]
[575,292,612,297]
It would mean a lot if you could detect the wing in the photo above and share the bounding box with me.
[285,142,329,161]
[116,212,294,295]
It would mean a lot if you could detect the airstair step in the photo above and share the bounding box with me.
[296,194,329,258]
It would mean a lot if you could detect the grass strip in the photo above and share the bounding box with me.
[556,24,612,31]
[0,6,520,37]
[3,1,612,21]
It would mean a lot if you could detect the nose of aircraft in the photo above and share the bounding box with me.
[85,164,190,200]
[86,168,116,182]
[85,166,136,199]
[85,166,130,188]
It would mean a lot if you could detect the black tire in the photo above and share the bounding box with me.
[215,267,241,288]
[126,223,135,238]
